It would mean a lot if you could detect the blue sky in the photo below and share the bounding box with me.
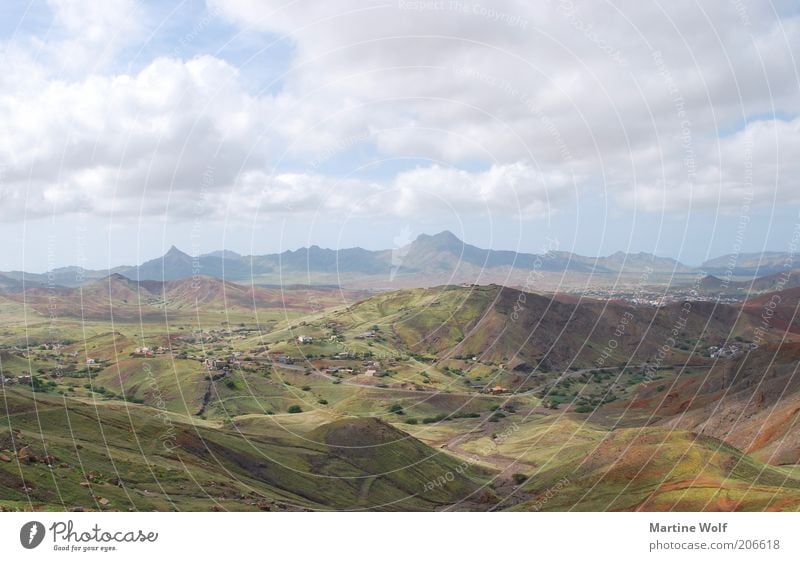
[0,1,799,271]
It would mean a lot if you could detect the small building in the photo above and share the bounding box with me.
[297,335,314,344]
[203,358,227,370]
[487,385,507,394]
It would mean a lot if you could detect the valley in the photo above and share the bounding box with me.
[2,263,800,512]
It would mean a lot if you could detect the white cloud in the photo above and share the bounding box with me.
[630,116,800,212]
[0,0,798,225]
[43,0,142,73]
[225,161,570,220]
[0,55,277,220]
[206,0,800,214]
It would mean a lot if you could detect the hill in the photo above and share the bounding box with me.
[0,274,367,321]
[699,270,800,294]
[615,341,800,466]
[0,388,493,511]
[0,273,37,293]
[320,284,781,372]
[511,423,800,511]
[5,281,800,511]
[702,252,800,277]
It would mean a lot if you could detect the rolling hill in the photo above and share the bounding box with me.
[0,389,493,511]
[702,252,800,277]
[0,274,368,321]
[4,279,800,511]
[319,283,788,372]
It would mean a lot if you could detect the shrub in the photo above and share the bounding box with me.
[451,412,480,419]
[287,405,302,414]
[512,473,528,485]
[317,399,328,405]
[388,404,403,413]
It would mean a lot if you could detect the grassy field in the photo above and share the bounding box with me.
[2,281,800,511]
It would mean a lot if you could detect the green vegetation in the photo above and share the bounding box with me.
[2,279,799,512]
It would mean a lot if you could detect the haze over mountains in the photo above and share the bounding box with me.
[1,231,797,290]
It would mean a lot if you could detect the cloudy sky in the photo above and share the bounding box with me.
[1,0,799,271]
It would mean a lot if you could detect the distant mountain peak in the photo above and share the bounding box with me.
[203,249,242,260]
[699,274,726,289]
[413,230,464,251]
[165,245,190,258]
[435,230,461,241]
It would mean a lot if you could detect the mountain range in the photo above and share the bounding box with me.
[1,231,796,290]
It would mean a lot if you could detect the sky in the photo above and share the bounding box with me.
[0,0,798,272]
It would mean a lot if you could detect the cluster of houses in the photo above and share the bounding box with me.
[295,328,379,346]
[132,346,170,358]
[203,352,243,371]
[0,374,32,386]
[708,343,755,359]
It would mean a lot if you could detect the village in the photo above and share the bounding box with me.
[0,322,518,399]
